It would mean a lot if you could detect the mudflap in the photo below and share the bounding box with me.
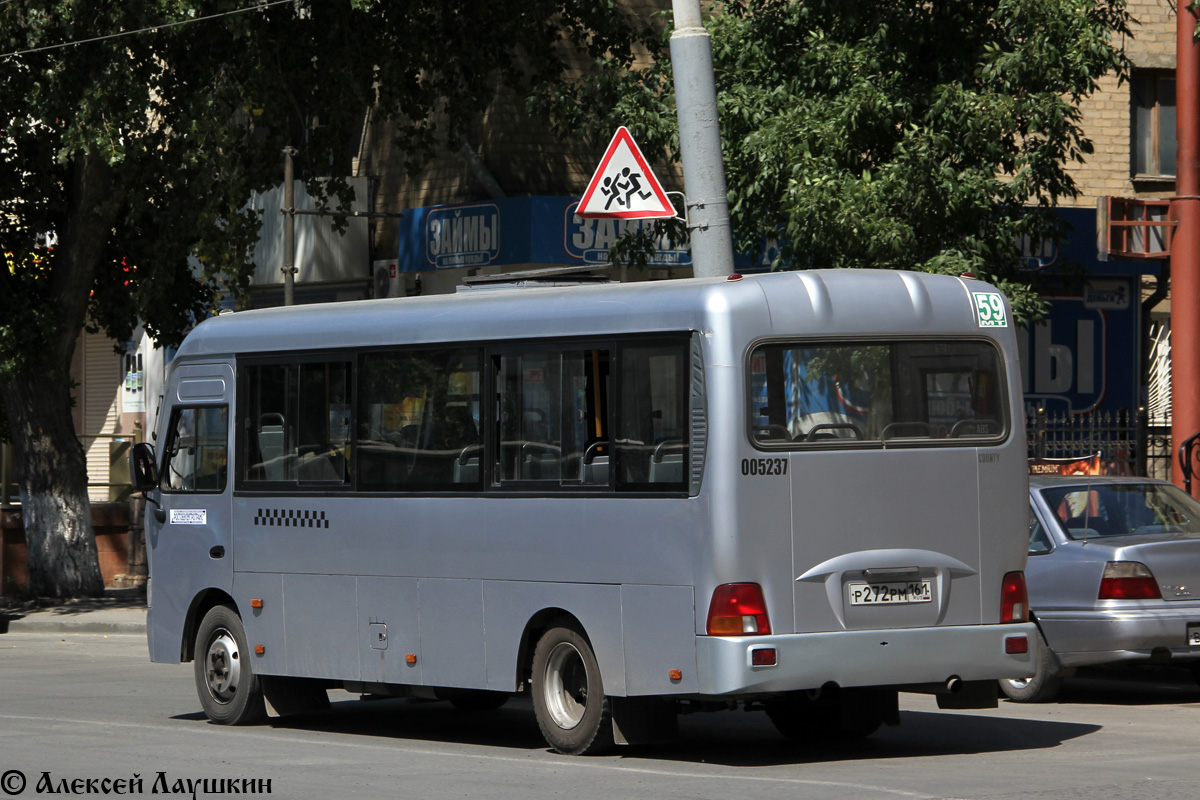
[844,687,901,728]
[611,696,679,746]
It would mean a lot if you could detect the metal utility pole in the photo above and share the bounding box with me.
[670,0,735,278]
[277,146,405,308]
[1173,6,1200,495]
[282,147,298,306]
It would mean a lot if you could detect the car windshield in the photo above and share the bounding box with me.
[1040,482,1200,539]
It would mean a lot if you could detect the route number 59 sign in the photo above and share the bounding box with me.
[973,293,1008,328]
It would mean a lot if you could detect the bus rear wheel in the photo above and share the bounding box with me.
[530,622,613,755]
[765,690,885,743]
[194,605,267,725]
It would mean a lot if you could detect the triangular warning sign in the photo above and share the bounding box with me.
[577,127,675,219]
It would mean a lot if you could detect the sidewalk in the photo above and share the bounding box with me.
[0,590,147,635]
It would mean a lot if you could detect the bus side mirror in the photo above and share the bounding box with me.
[130,442,159,492]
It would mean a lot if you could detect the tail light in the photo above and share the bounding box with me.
[1099,561,1162,599]
[706,583,771,635]
[1000,571,1028,623]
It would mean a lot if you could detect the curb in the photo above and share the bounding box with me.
[0,614,147,635]
[0,596,148,635]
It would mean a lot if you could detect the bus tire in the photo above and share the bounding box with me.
[193,605,267,725]
[999,630,1062,703]
[765,691,883,743]
[530,622,613,755]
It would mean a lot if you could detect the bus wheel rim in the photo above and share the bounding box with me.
[205,628,241,704]
[544,641,588,729]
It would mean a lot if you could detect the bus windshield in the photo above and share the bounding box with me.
[750,339,1006,446]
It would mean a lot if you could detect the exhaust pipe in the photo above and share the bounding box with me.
[895,676,963,695]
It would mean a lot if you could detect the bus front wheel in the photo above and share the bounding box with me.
[193,605,267,725]
[530,622,613,755]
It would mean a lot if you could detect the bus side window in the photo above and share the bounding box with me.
[243,363,295,483]
[162,406,228,493]
[241,361,352,487]
[357,348,482,491]
[297,362,351,483]
[615,341,688,490]
[494,348,610,486]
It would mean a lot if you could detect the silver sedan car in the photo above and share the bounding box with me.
[1003,475,1200,702]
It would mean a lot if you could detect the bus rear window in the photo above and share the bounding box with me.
[749,339,1006,447]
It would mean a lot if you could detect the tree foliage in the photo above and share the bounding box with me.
[535,0,1132,321]
[0,0,641,595]
[2,0,642,351]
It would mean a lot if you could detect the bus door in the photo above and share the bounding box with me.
[147,363,235,662]
[750,339,1008,634]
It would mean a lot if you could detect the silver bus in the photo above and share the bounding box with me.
[131,269,1037,754]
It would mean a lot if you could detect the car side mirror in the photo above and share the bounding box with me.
[130,442,159,492]
[130,442,166,523]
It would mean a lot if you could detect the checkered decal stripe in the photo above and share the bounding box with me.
[253,508,330,528]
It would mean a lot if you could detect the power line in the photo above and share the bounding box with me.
[0,0,296,60]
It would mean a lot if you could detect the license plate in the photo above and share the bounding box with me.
[848,580,933,606]
[1188,624,1200,647]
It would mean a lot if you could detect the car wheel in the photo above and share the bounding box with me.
[194,605,267,725]
[1000,629,1062,703]
[531,621,613,755]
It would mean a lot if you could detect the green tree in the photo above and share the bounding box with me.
[537,0,1132,320]
[0,0,639,597]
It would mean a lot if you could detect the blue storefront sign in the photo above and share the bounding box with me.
[1019,276,1139,416]
[1013,206,1159,417]
[425,203,501,268]
[398,196,691,272]
[562,201,690,266]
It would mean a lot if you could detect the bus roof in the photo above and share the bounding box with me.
[173,270,1003,359]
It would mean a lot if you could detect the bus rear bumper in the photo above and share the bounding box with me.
[694,622,1038,696]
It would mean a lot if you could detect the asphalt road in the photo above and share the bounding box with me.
[1,631,1198,800]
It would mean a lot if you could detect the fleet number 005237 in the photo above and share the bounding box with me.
[741,458,788,476]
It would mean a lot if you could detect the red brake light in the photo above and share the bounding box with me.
[1000,571,1028,623]
[706,583,771,635]
[1099,562,1162,600]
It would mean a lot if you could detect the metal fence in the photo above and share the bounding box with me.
[1,434,137,507]
[1026,408,1173,481]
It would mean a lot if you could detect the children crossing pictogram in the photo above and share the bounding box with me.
[577,127,675,219]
